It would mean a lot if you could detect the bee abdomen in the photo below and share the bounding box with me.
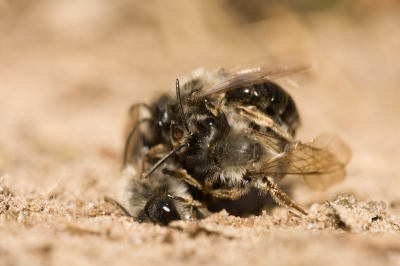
[225,82,300,135]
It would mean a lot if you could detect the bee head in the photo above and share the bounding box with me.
[144,193,181,226]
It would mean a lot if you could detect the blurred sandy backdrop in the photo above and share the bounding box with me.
[1,1,400,265]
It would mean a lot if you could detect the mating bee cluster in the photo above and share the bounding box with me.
[118,67,351,226]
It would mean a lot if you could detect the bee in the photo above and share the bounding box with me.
[123,65,351,217]
[117,163,208,226]
[118,113,208,225]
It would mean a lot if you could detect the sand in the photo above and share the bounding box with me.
[1,1,400,265]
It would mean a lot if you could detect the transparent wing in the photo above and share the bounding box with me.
[190,64,309,102]
[123,104,147,170]
[250,133,351,191]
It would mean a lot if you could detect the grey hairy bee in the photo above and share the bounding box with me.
[118,163,208,225]
[121,64,351,222]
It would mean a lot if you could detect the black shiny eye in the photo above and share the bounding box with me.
[197,117,217,137]
[203,117,215,129]
[145,196,181,226]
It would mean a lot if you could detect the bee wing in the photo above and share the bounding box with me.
[190,64,309,102]
[123,104,147,171]
[253,133,351,191]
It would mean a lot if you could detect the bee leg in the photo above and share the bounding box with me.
[139,144,169,174]
[167,194,204,208]
[207,180,251,200]
[204,176,215,192]
[162,168,204,191]
[239,106,294,142]
[208,185,251,200]
[144,144,168,160]
[167,194,210,220]
[259,177,308,215]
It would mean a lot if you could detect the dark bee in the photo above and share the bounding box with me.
[123,66,351,218]
[119,118,208,225]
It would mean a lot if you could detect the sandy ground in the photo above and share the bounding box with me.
[1,1,400,265]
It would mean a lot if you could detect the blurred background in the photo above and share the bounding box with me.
[0,0,400,212]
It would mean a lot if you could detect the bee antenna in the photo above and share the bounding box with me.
[176,79,193,135]
[142,143,187,179]
[123,119,151,167]
[104,196,134,218]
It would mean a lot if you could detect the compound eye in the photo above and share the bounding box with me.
[171,122,185,144]
[173,128,184,140]
[145,197,181,226]
[198,117,217,137]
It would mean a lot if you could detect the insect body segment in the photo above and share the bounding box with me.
[224,82,300,136]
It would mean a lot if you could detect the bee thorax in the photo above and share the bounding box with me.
[214,135,264,168]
